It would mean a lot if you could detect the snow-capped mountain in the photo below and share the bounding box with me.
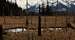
[6,0,75,12]
[27,0,75,12]
[50,2,68,12]
[69,4,75,12]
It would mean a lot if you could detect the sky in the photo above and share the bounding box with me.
[6,0,75,10]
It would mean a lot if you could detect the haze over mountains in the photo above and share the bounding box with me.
[6,0,75,12]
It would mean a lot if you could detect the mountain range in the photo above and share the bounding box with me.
[27,2,75,12]
[6,0,75,12]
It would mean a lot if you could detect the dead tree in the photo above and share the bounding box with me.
[0,25,3,40]
[38,5,41,36]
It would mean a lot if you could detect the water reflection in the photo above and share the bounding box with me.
[4,28,65,32]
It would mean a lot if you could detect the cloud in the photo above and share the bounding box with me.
[7,0,15,3]
[6,0,43,9]
[16,0,26,9]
